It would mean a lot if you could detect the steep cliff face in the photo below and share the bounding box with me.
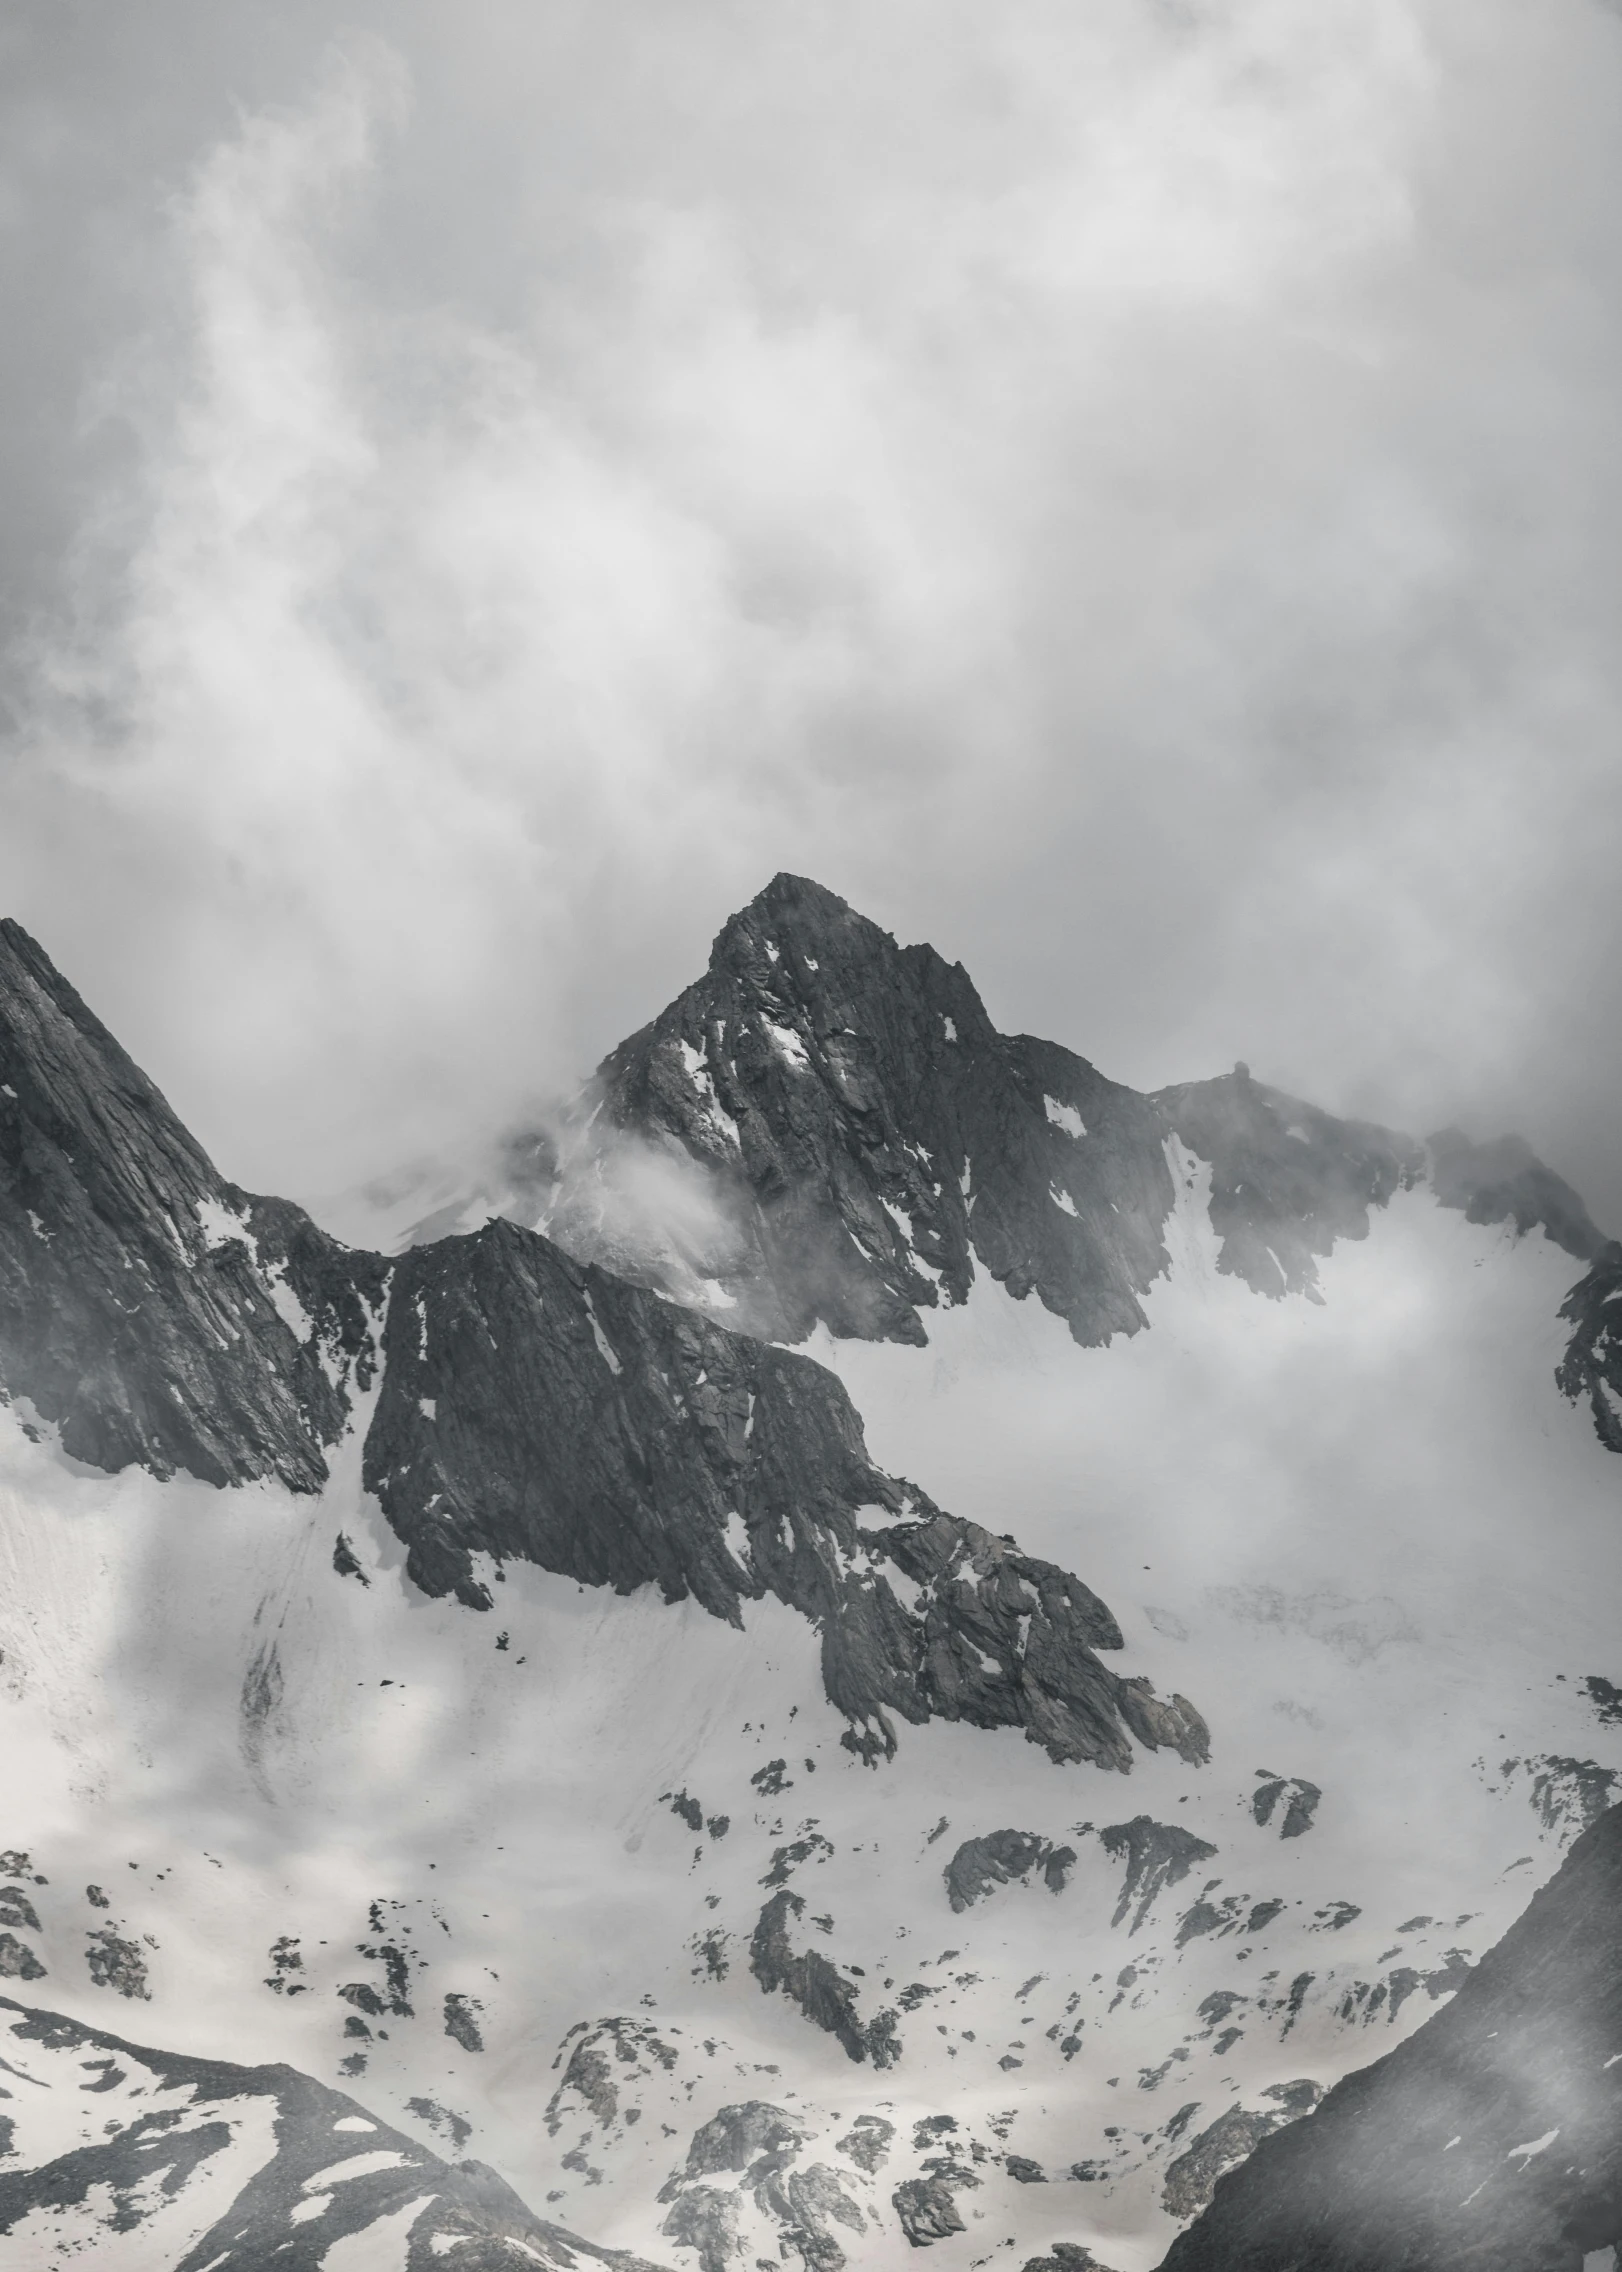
[594,872,1177,1346]
[1160,1802,1622,2272]
[0,1995,663,2271]
[1153,1069,1423,1302]
[0,917,383,1492]
[362,1217,1206,1770]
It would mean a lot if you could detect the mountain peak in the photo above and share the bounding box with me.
[594,877,1617,1355]
[598,877,1168,1345]
[0,916,377,1489]
[726,870,864,934]
[705,871,963,1006]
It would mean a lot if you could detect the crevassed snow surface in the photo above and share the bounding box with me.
[0,1153,1617,2268]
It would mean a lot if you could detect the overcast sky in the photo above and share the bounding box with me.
[2,0,1619,1229]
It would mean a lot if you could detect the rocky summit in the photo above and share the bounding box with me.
[586,877,1610,1393]
[0,877,1618,2272]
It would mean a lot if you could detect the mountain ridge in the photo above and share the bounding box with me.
[0,1992,667,2271]
[0,910,1206,1778]
[1160,1797,1622,2272]
[582,876,1609,1372]
[3,880,1620,2271]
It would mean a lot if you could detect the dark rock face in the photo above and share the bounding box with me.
[893,2172,967,2246]
[1174,1888,1286,1948]
[1252,1774,1321,1838]
[0,1934,44,1980]
[659,2103,868,2272]
[1429,1128,1605,1262]
[774,2163,868,2270]
[836,2116,895,2173]
[1161,2089,1324,2221]
[591,877,1618,1360]
[1098,1818,1220,1933]
[750,1890,900,2066]
[944,1831,1077,1911]
[0,1995,663,2271]
[84,1928,148,1999]
[0,1887,40,1932]
[1161,1802,1622,2272]
[670,2100,810,2184]
[444,1992,485,2052]
[362,1219,1203,1771]
[594,873,1178,1346]
[659,2186,740,2272]
[591,880,1622,1464]
[1510,1755,1619,1840]
[1154,1069,1423,1302]
[0,921,1200,1776]
[595,869,1431,1336]
[0,917,382,1492]
[1556,1242,1622,1454]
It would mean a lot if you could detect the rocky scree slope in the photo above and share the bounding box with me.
[0,918,1204,1775]
[0,1993,663,2271]
[1161,1800,1622,2272]
[584,880,1613,1415]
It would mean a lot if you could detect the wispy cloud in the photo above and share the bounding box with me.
[3,3,1619,1216]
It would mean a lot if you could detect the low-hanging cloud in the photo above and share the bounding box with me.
[2,1,1619,1221]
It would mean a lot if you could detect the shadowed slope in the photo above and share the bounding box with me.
[1160,1803,1622,2272]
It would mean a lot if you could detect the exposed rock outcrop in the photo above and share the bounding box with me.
[588,877,1477,1336]
[943,1830,1077,1911]
[1252,1773,1321,1838]
[1556,1241,1622,1454]
[836,2116,895,2174]
[750,1891,900,2065]
[0,917,380,1491]
[1099,1818,1220,1933]
[1154,1069,1422,1302]
[659,2101,869,2271]
[893,2172,969,2246]
[363,1216,1199,1770]
[1161,2086,1324,2220]
[0,1934,44,1981]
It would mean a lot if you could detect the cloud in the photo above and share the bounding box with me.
[1,2,1619,1220]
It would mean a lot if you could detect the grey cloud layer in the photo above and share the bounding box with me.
[1,0,1618,1221]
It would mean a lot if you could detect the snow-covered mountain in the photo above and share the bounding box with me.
[0,1993,662,2270]
[0,882,1618,2271]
